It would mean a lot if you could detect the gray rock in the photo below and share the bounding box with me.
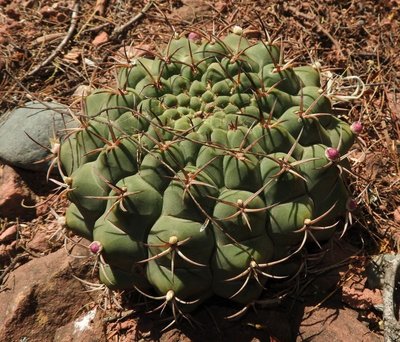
[0,101,76,172]
[367,254,400,342]
[366,254,398,289]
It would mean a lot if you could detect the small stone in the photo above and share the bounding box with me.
[92,31,108,47]
[0,101,76,172]
[27,229,50,253]
[0,165,35,219]
[0,224,17,243]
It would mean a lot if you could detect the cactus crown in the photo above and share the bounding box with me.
[59,27,359,320]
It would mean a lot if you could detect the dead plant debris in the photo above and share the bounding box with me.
[0,0,399,340]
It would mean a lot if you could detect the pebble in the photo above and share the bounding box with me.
[0,225,17,243]
[0,101,76,172]
[0,165,35,219]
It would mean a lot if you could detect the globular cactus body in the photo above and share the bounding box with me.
[59,28,359,315]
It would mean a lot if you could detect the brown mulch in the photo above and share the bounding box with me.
[1,0,399,340]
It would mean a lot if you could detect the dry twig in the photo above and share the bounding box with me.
[110,1,154,41]
[27,0,81,77]
[284,5,345,59]
[382,255,400,342]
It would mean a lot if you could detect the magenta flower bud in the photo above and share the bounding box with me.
[346,198,357,212]
[350,121,363,134]
[89,241,102,254]
[325,147,340,161]
[188,32,201,42]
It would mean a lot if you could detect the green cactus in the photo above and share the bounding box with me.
[59,27,361,321]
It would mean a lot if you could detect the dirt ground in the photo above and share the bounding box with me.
[0,0,399,341]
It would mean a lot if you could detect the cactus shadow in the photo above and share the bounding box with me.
[13,165,60,196]
[134,237,360,342]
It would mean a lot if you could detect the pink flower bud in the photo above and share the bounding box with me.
[325,147,340,161]
[188,32,201,42]
[89,241,102,254]
[350,121,363,134]
[346,198,357,212]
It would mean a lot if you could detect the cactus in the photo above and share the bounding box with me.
[58,27,361,320]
